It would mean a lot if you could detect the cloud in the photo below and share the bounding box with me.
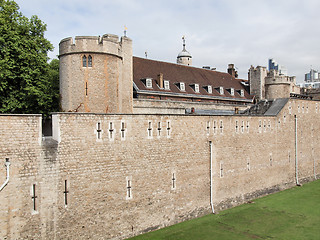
[14,0,320,81]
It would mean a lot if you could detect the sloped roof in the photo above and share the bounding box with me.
[133,57,253,102]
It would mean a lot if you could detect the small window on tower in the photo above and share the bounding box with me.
[82,55,87,67]
[88,55,92,67]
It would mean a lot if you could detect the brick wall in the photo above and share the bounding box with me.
[0,99,319,239]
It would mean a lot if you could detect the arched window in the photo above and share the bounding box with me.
[82,55,87,67]
[88,55,92,67]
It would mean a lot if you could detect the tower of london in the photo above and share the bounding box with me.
[0,33,318,240]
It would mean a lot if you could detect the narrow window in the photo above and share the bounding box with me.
[121,121,126,140]
[171,172,176,190]
[64,180,69,206]
[246,121,250,133]
[241,121,244,133]
[206,121,210,135]
[85,82,88,96]
[263,120,266,132]
[219,120,223,134]
[235,120,238,133]
[166,120,171,137]
[148,121,152,138]
[88,55,92,67]
[82,55,87,67]
[298,105,300,113]
[126,179,132,200]
[302,104,304,113]
[247,158,250,171]
[288,150,291,163]
[96,122,102,140]
[32,184,37,211]
[288,103,292,115]
[213,120,217,134]
[269,154,273,166]
[157,121,161,137]
[268,120,271,130]
[109,122,114,140]
[259,120,262,133]
[283,114,286,123]
[220,162,223,178]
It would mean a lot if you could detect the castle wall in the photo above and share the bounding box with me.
[133,99,251,114]
[0,99,319,240]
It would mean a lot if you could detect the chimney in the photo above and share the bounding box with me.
[228,64,238,78]
[157,73,164,88]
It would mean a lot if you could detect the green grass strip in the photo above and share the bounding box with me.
[129,180,320,240]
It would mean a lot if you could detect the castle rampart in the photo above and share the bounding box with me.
[0,99,319,239]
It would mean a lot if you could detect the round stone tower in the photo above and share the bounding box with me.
[177,36,192,66]
[59,34,133,113]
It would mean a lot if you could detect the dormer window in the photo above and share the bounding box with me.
[207,85,212,94]
[194,84,199,93]
[230,88,234,96]
[146,78,152,88]
[179,82,185,91]
[219,86,224,95]
[164,80,170,90]
[190,83,200,93]
[240,89,244,97]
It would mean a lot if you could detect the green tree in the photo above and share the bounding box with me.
[0,0,56,116]
[47,58,60,113]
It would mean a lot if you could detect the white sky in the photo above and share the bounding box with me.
[15,0,320,82]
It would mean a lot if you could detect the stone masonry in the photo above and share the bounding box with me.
[0,98,319,239]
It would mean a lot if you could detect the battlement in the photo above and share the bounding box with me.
[59,34,132,57]
[265,70,296,85]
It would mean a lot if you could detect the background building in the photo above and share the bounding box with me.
[268,58,288,76]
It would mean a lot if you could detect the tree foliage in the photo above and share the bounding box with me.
[0,0,59,116]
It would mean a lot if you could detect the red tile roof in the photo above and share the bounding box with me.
[133,57,253,102]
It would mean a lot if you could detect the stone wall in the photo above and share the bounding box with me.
[133,98,251,114]
[0,99,319,239]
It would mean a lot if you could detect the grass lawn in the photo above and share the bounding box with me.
[129,179,320,240]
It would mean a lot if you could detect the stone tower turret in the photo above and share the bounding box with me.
[177,36,192,66]
[59,34,133,113]
[248,65,267,100]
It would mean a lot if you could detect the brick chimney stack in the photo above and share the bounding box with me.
[228,64,238,78]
